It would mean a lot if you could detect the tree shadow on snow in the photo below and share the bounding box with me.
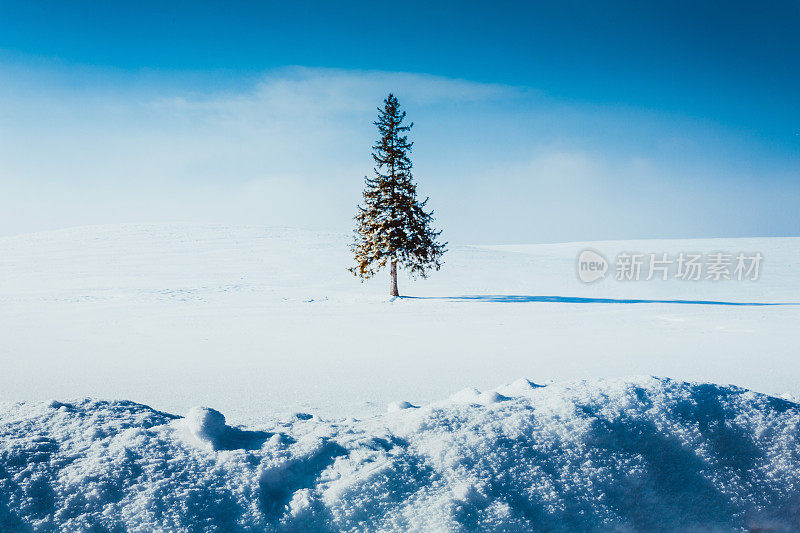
[402,295,798,306]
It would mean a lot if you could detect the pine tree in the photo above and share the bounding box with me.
[350,94,446,297]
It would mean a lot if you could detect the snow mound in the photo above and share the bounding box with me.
[449,387,511,405]
[496,377,545,396]
[184,407,230,450]
[183,406,272,452]
[387,400,418,413]
[2,377,800,531]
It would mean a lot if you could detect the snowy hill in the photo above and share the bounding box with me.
[2,376,800,531]
[0,223,798,422]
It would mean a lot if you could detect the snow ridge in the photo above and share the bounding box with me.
[2,377,800,532]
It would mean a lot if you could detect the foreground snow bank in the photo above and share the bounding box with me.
[2,377,800,532]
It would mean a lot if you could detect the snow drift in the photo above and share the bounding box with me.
[2,377,800,532]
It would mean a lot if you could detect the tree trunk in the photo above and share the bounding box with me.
[390,259,399,297]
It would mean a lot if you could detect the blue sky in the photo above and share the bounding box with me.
[0,1,797,242]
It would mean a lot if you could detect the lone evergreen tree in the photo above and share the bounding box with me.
[350,94,446,297]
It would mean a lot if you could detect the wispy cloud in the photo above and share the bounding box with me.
[157,66,522,113]
[0,66,524,236]
[0,65,795,241]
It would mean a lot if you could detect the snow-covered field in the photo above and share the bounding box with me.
[2,223,800,531]
[0,223,797,421]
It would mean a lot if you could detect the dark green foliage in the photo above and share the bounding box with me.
[350,94,446,287]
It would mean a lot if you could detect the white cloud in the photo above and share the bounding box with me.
[157,66,521,113]
[0,66,522,236]
[0,64,795,242]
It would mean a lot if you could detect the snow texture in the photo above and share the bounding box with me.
[1,223,798,421]
[2,376,800,532]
